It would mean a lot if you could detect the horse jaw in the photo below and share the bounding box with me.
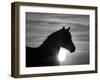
[57,47,70,62]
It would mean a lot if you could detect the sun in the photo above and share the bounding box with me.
[58,47,69,62]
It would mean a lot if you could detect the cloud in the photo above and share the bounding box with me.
[26,12,90,65]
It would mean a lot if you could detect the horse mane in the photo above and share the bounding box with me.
[40,27,66,47]
[40,28,65,48]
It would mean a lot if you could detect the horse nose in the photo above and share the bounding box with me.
[71,46,75,53]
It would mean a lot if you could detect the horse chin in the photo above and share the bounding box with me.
[64,48,75,53]
[65,46,75,53]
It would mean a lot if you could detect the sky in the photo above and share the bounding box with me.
[26,12,89,65]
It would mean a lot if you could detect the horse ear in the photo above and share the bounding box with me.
[67,27,70,31]
[62,26,65,29]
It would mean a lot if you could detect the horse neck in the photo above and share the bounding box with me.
[40,38,60,50]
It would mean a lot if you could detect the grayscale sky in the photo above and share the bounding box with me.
[26,12,89,65]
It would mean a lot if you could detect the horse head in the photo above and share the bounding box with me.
[57,26,75,53]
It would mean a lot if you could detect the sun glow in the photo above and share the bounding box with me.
[58,47,70,62]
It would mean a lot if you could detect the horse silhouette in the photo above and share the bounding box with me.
[26,26,75,67]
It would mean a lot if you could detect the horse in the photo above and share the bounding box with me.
[26,26,76,67]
